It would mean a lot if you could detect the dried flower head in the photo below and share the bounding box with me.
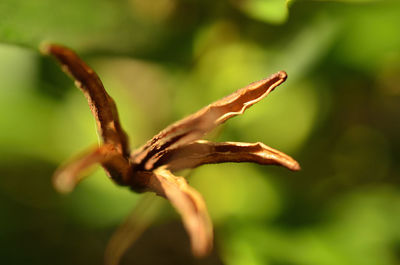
[41,44,300,258]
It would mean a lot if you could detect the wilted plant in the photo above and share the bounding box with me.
[41,44,300,260]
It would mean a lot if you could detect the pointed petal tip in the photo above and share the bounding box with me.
[39,41,56,55]
[39,43,50,55]
[52,173,76,194]
[192,243,213,258]
[290,161,301,171]
[278,70,287,80]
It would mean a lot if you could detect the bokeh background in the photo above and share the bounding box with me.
[1,0,400,264]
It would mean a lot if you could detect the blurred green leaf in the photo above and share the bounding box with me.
[0,0,169,54]
[0,0,120,47]
[233,0,289,24]
[191,164,281,223]
[317,0,381,2]
[333,2,400,72]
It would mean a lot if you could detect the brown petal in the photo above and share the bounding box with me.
[104,194,162,265]
[53,145,114,193]
[148,140,300,172]
[41,44,130,157]
[132,71,287,168]
[147,167,213,257]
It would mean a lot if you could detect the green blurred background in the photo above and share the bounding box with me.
[1,0,400,264]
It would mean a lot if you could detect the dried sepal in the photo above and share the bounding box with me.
[53,144,134,192]
[147,140,301,172]
[40,43,130,156]
[53,144,115,193]
[104,194,162,265]
[148,167,213,257]
[131,71,287,168]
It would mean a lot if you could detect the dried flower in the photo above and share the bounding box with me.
[41,44,300,258]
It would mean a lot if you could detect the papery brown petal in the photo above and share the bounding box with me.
[147,167,213,257]
[131,71,287,169]
[41,44,130,157]
[148,140,300,172]
[53,144,116,193]
[104,194,162,265]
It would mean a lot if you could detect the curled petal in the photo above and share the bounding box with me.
[148,140,300,172]
[53,145,114,193]
[132,71,287,168]
[41,44,130,156]
[104,194,162,265]
[148,167,213,257]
